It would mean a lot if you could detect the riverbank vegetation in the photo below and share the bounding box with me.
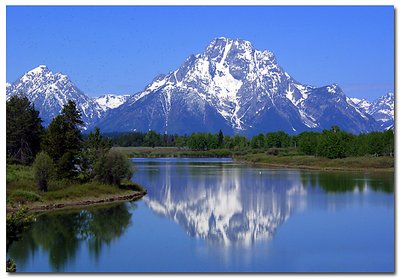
[6,96,145,212]
[106,126,394,159]
[107,127,394,170]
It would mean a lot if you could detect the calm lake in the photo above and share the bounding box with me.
[8,158,394,272]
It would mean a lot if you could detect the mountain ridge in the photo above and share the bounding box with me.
[6,38,394,135]
[95,37,385,135]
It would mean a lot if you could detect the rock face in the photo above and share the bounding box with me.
[6,65,103,128]
[96,37,381,135]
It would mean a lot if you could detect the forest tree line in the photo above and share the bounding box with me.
[105,126,394,159]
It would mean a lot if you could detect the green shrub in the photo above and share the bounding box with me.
[94,150,133,186]
[33,152,55,192]
[8,190,42,204]
[266,148,279,156]
[6,164,34,185]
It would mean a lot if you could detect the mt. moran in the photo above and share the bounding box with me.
[97,37,383,135]
[6,38,393,135]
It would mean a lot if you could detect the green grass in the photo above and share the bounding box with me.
[6,164,145,209]
[113,146,233,158]
[114,146,394,171]
[8,190,43,204]
[236,153,394,170]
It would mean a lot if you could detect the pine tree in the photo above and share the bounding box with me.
[43,100,84,179]
[6,95,43,164]
[81,127,112,180]
[217,129,224,148]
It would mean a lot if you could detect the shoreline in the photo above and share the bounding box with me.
[233,159,394,172]
[7,190,147,213]
[114,147,394,172]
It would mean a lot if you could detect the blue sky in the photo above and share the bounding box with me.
[6,6,394,100]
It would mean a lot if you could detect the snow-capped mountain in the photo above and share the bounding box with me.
[93,94,130,111]
[97,37,380,135]
[350,93,394,130]
[6,65,103,127]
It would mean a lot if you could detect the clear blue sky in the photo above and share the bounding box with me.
[7,6,394,100]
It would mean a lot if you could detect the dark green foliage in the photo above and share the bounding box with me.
[81,127,112,181]
[94,150,133,186]
[265,131,290,148]
[187,133,218,150]
[298,132,320,155]
[251,134,265,149]
[106,131,146,147]
[99,126,394,160]
[175,134,188,148]
[317,127,348,159]
[43,101,84,179]
[6,95,43,165]
[32,152,55,192]
[6,207,34,253]
[144,130,162,148]
[217,129,224,148]
[266,148,280,156]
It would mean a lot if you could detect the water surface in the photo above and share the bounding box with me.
[8,158,394,272]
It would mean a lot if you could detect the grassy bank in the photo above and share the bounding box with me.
[113,146,233,158]
[6,164,146,212]
[235,153,394,171]
[114,146,394,171]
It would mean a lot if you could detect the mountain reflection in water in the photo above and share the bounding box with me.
[8,159,393,272]
[136,159,393,246]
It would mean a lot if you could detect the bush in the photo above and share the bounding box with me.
[33,152,55,192]
[94,150,133,186]
[8,190,42,204]
[266,148,280,156]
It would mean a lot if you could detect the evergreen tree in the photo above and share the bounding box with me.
[6,95,43,164]
[43,100,84,179]
[81,127,112,180]
[217,129,224,148]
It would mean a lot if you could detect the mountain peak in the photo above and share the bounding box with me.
[207,37,255,53]
[28,64,50,75]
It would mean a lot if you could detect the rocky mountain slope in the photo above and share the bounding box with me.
[96,37,382,135]
[6,65,103,128]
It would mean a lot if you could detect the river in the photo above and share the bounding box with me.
[8,158,394,272]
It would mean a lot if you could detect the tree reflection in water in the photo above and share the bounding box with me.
[300,171,394,193]
[8,202,135,271]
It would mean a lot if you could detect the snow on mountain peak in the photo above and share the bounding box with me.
[7,65,103,127]
[94,94,130,111]
[28,64,49,75]
[96,37,382,135]
[349,92,394,131]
